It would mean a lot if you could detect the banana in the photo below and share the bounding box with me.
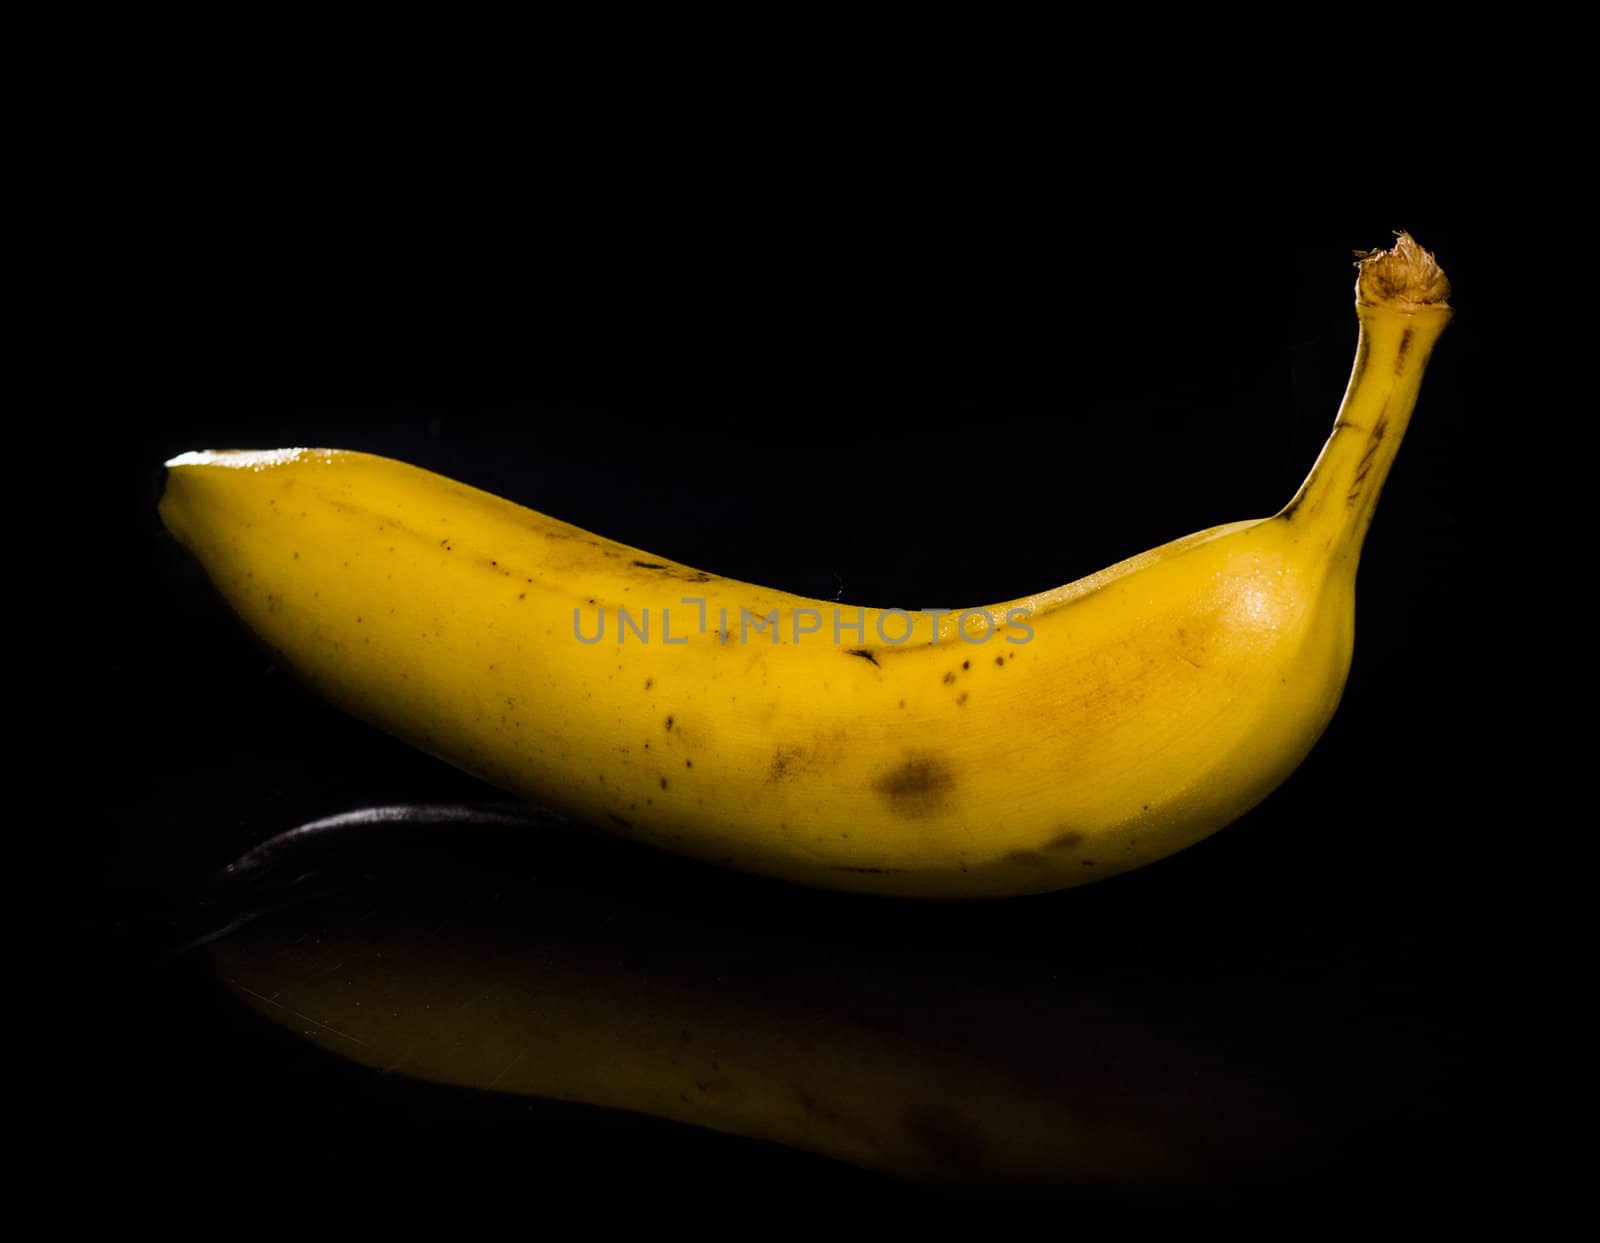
[159,233,1451,898]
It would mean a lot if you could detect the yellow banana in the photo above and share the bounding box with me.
[160,233,1451,898]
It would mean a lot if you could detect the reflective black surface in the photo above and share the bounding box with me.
[92,225,1487,1205]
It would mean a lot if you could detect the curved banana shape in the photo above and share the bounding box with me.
[160,234,1451,897]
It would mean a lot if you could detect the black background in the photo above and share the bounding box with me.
[92,222,1484,1207]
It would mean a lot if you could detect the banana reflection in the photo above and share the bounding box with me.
[204,808,1320,1191]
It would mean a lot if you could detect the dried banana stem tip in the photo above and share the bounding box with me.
[1355,231,1452,311]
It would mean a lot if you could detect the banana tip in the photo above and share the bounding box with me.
[1355,232,1451,311]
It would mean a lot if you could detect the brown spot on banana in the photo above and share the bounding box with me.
[629,559,716,584]
[872,755,955,819]
[768,746,805,782]
[1394,327,1414,373]
[1347,401,1390,504]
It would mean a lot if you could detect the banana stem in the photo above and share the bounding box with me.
[1280,233,1452,566]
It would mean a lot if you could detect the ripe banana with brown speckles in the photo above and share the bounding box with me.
[160,234,1450,897]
